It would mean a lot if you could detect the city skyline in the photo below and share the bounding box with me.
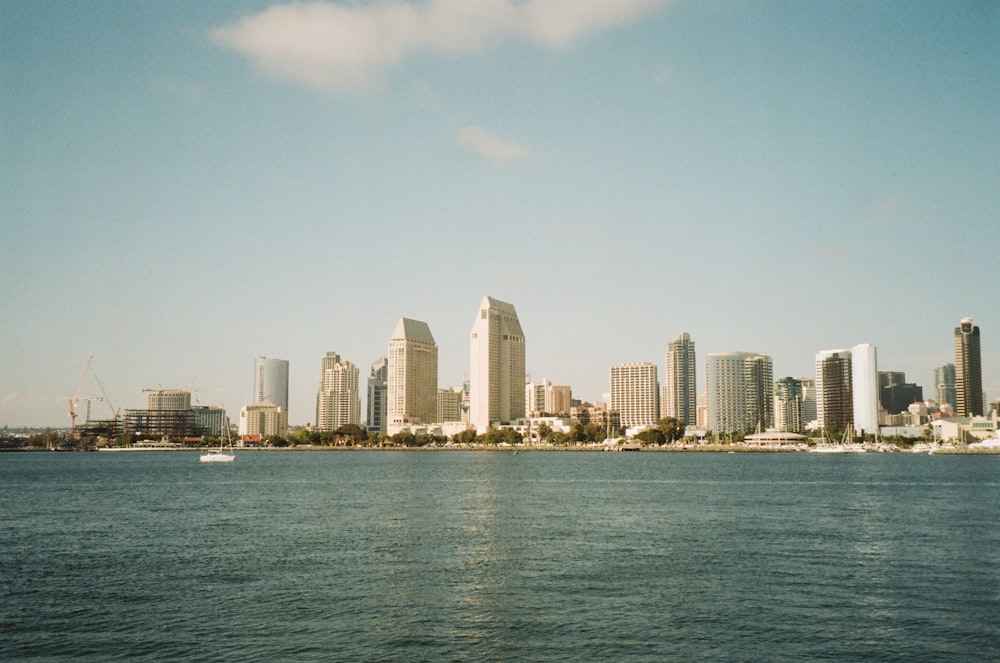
[3,2,998,428]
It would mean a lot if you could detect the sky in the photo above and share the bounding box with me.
[2,0,998,429]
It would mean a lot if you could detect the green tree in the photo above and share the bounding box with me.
[657,417,686,443]
[535,422,552,443]
[636,428,666,446]
[548,431,570,446]
[391,431,416,447]
[452,428,478,446]
[583,422,606,443]
[335,424,369,445]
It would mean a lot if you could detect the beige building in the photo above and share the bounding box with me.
[316,352,360,430]
[388,317,438,427]
[610,362,659,429]
[470,296,525,431]
[239,402,287,437]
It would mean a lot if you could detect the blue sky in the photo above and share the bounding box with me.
[3,0,998,428]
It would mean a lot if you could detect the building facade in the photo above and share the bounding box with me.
[934,363,957,412]
[367,357,388,434]
[253,356,289,412]
[663,332,697,426]
[816,349,853,433]
[851,343,879,435]
[437,387,464,423]
[609,362,659,429]
[706,352,773,436]
[388,318,438,426]
[954,317,984,416]
[316,352,361,430]
[774,377,804,433]
[469,296,526,431]
[239,402,287,437]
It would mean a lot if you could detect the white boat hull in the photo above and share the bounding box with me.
[199,452,235,463]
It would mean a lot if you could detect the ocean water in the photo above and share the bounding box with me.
[1,450,998,662]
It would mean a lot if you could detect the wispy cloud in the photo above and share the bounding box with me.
[458,126,533,163]
[210,0,666,90]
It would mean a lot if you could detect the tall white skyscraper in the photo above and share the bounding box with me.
[851,343,879,435]
[663,332,697,426]
[253,357,289,412]
[367,357,388,434]
[316,352,360,430]
[610,362,659,429]
[388,318,438,426]
[706,352,773,435]
[470,296,526,431]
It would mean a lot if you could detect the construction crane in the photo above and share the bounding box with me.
[94,374,121,436]
[68,356,93,440]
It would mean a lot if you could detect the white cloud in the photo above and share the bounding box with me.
[457,126,533,163]
[210,0,666,90]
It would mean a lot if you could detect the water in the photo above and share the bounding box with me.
[2,450,998,661]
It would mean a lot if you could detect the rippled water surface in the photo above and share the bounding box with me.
[2,450,998,661]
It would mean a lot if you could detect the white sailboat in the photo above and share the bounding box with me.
[200,424,235,463]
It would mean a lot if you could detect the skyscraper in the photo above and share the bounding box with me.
[774,377,804,433]
[934,363,956,411]
[469,296,525,431]
[253,357,289,412]
[954,317,983,417]
[610,362,659,429]
[388,318,438,426]
[816,349,852,432]
[815,344,879,435]
[367,357,388,434]
[851,343,879,435]
[663,332,697,426]
[706,352,773,436]
[316,352,360,430]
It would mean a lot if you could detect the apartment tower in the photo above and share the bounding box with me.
[663,332,697,426]
[610,362,660,429]
[253,356,289,412]
[706,352,773,436]
[367,357,388,434]
[954,317,984,416]
[470,296,526,431]
[316,352,360,430]
[388,318,438,426]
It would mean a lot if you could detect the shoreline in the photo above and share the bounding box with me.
[61,444,999,455]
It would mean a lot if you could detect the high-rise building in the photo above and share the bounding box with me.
[706,352,773,435]
[470,296,525,431]
[437,387,464,422]
[253,357,289,412]
[367,357,388,434]
[663,332,697,426]
[879,371,923,415]
[816,349,853,432]
[800,378,817,425]
[239,402,287,437]
[815,344,879,435]
[954,317,984,416]
[388,318,438,426]
[547,385,572,416]
[526,378,550,415]
[316,352,360,430]
[774,377,804,433]
[934,363,956,411]
[610,362,659,429]
[852,343,879,435]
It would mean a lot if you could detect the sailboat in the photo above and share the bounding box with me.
[200,424,235,463]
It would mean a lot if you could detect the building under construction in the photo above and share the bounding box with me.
[122,389,229,439]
